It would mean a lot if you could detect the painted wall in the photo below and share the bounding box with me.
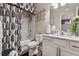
[35,3,51,34]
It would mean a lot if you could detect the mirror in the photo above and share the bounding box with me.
[61,13,75,33]
[50,4,79,34]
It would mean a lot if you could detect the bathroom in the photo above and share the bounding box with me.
[0,3,79,56]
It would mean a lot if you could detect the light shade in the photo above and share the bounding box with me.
[52,3,58,9]
[52,3,66,9]
[60,3,66,6]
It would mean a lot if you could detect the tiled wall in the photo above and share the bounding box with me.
[21,17,29,40]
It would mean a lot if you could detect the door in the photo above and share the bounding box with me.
[42,41,57,56]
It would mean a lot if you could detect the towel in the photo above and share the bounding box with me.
[9,50,18,56]
[2,48,18,56]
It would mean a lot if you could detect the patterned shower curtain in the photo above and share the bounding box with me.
[0,3,36,55]
[1,4,22,54]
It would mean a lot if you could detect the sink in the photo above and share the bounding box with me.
[52,31,70,36]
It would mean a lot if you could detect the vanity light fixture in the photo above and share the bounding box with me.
[52,3,66,9]
[60,3,66,6]
[52,3,58,9]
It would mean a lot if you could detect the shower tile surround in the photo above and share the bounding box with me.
[0,3,36,55]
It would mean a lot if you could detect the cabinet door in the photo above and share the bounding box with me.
[42,41,57,56]
[61,48,79,56]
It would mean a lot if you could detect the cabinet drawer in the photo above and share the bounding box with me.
[43,37,67,47]
[61,48,79,56]
[43,40,57,47]
[70,41,79,52]
[53,38,67,47]
[43,36,53,42]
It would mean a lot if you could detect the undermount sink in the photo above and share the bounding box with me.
[52,31,70,36]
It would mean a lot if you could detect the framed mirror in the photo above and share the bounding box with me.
[60,12,75,33]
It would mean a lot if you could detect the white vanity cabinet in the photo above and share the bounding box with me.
[42,40,57,56]
[42,35,79,56]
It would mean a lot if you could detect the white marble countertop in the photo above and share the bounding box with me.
[41,34,79,42]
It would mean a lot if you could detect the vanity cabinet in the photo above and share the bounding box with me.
[42,35,79,56]
[43,40,57,56]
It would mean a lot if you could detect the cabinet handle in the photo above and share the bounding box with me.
[59,48,61,56]
[56,48,58,56]
[56,48,61,56]
[72,46,79,48]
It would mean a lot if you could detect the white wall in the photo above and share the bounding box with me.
[35,3,51,34]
